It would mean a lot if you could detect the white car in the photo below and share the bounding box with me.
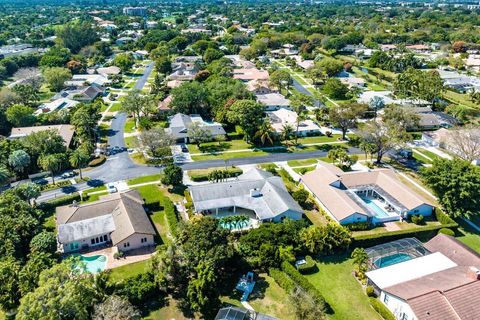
[106,183,117,193]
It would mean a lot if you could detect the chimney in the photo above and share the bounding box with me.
[250,188,262,198]
[467,267,480,280]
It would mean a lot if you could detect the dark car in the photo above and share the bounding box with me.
[181,144,189,153]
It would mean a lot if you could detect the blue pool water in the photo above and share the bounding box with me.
[73,254,107,273]
[359,196,390,218]
[375,253,412,268]
[220,219,252,230]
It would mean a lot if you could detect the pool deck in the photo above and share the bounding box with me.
[81,245,156,270]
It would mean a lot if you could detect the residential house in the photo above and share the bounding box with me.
[407,107,458,130]
[9,124,75,147]
[270,44,299,58]
[96,66,121,78]
[301,162,434,225]
[146,21,158,29]
[233,68,269,82]
[466,54,480,72]
[115,37,135,45]
[56,189,156,253]
[225,55,256,69]
[380,44,397,51]
[438,69,480,93]
[339,76,366,88]
[168,62,200,81]
[66,74,110,88]
[246,79,277,95]
[55,85,105,102]
[215,306,278,320]
[158,95,173,113]
[132,50,148,60]
[189,168,304,224]
[35,98,79,115]
[406,44,431,53]
[291,55,314,69]
[365,234,480,320]
[256,93,290,111]
[268,109,320,136]
[166,113,226,143]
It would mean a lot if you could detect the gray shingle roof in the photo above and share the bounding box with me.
[189,168,303,220]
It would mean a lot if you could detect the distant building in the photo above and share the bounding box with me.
[168,62,199,81]
[256,93,290,111]
[268,109,320,136]
[123,7,147,17]
[35,98,79,115]
[65,74,110,88]
[56,190,156,253]
[246,79,277,95]
[233,68,269,82]
[166,113,226,143]
[9,124,75,147]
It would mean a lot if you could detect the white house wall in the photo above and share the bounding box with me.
[117,233,154,252]
[379,291,417,320]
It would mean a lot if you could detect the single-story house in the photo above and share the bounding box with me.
[158,95,173,113]
[225,55,256,69]
[233,68,269,82]
[256,93,290,111]
[189,168,303,224]
[66,74,109,88]
[115,37,134,45]
[55,85,105,102]
[97,66,121,78]
[166,113,226,143]
[9,124,75,147]
[268,109,320,136]
[56,190,156,253]
[301,162,434,225]
[365,234,480,320]
[35,98,79,115]
[381,44,397,51]
[339,76,367,88]
[246,79,277,95]
[168,62,199,81]
[406,44,431,53]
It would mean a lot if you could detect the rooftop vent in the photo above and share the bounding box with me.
[250,188,262,198]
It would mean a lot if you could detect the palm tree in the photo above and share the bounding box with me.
[0,166,10,185]
[281,124,294,145]
[294,108,308,145]
[38,154,62,184]
[69,148,90,180]
[254,118,275,146]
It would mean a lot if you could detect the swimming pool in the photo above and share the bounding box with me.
[359,196,391,218]
[374,253,412,268]
[73,254,107,274]
[219,219,252,230]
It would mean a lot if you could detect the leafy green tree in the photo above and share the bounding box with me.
[71,103,101,145]
[12,84,39,107]
[42,67,72,92]
[254,118,275,146]
[21,130,66,160]
[187,260,218,315]
[39,47,71,68]
[69,147,90,180]
[161,164,183,186]
[113,53,135,72]
[316,58,344,77]
[291,93,314,144]
[13,182,41,204]
[270,69,292,92]
[393,67,444,103]
[0,258,21,312]
[421,159,480,218]
[38,153,64,184]
[16,258,97,320]
[323,78,348,100]
[329,103,367,140]
[203,48,224,64]
[18,252,55,296]
[138,128,174,159]
[29,231,57,255]
[5,104,35,127]
[281,124,295,144]
[171,82,210,116]
[0,166,10,185]
[155,56,172,74]
[56,21,98,54]
[300,224,351,255]
[227,100,265,143]
[188,122,213,147]
[121,89,156,125]
[92,295,141,320]
[289,287,326,320]
[8,149,30,174]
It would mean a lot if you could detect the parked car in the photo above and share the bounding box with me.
[181,144,189,153]
[106,183,117,193]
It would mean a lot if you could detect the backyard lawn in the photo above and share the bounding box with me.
[109,102,122,112]
[108,259,152,282]
[124,117,136,133]
[127,174,162,186]
[187,139,253,154]
[306,255,383,320]
[456,219,480,253]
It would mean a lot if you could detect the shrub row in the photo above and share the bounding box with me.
[281,261,328,310]
[40,180,72,191]
[188,167,243,182]
[435,208,456,225]
[347,221,370,231]
[268,268,296,293]
[297,256,318,275]
[352,221,458,247]
[39,193,81,211]
[88,155,106,167]
[369,297,396,320]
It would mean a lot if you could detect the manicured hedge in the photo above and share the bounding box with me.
[438,228,455,236]
[297,256,318,274]
[281,261,328,310]
[268,268,296,293]
[369,297,396,320]
[352,209,458,247]
[188,167,243,182]
[39,193,81,211]
[347,221,370,231]
[88,155,106,167]
[40,180,72,191]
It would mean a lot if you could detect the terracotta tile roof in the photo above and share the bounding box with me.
[444,281,480,320]
[9,124,75,147]
[424,234,480,266]
[409,291,461,320]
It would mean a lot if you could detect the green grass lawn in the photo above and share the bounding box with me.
[108,259,152,282]
[456,219,480,253]
[414,148,442,161]
[444,90,479,109]
[109,102,122,112]
[288,158,319,167]
[191,149,271,161]
[296,135,342,145]
[124,118,136,133]
[413,151,432,164]
[124,136,138,148]
[127,174,162,186]
[293,165,316,174]
[306,255,382,320]
[187,139,253,154]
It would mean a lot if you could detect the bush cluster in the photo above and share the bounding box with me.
[88,155,106,167]
[347,221,370,231]
[297,256,318,274]
[410,214,424,225]
[189,167,242,182]
[163,196,179,237]
[369,297,396,320]
[268,268,296,293]
[438,228,455,236]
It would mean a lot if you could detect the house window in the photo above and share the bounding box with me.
[123,242,130,248]
[141,238,144,243]
[91,239,95,245]
[414,209,419,213]
[383,294,389,304]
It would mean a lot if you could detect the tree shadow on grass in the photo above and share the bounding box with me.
[199,142,233,154]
